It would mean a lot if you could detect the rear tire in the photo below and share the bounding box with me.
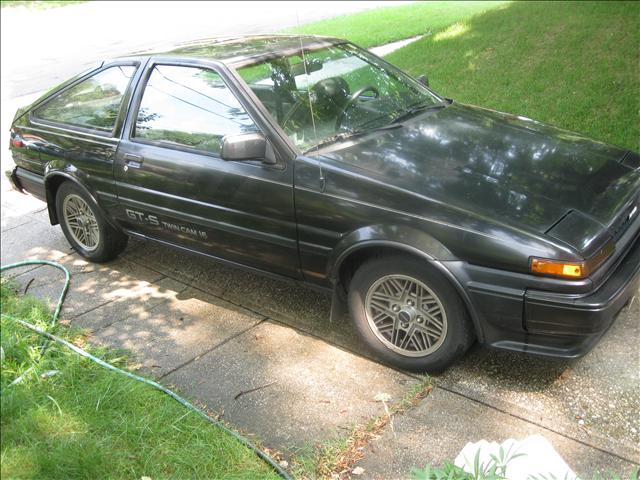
[348,255,474,372]
[55,181,128,262]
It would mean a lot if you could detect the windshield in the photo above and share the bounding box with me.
[236,42,442,151]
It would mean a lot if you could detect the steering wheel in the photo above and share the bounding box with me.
[336,85,380,130]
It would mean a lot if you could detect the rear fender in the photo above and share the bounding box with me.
[44,164,119,231]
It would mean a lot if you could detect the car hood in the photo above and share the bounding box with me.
[321,103,640,254]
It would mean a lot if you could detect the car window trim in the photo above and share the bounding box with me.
[125,58,282,167]
[29,60,141,139]
[129,135,271,168]
[126,56,295,172]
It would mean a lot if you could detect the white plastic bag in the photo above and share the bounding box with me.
[454,434,578,480]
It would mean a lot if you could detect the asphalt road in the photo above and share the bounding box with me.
[0,0,404,188]
[0,1,404,99]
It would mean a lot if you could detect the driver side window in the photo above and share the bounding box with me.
[134,65,258,156]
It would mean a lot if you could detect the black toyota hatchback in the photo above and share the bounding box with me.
[7,35,640,372]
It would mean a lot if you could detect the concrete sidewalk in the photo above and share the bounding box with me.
[2,190,638,478]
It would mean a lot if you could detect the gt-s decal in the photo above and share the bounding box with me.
[125,208,208,240]
[126,208,160,225]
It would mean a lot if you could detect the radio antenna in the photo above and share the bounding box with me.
[296,10,323,189]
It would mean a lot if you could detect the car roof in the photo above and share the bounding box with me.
[125,34,346,68]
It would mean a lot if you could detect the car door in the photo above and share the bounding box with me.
[113,60,301,279]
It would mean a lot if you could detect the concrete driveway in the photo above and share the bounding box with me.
[1,2,638,477]
[2,189,638,478]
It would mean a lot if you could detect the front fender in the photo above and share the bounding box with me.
[328,224,457,282]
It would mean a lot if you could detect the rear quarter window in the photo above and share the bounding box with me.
[33,65,136,133]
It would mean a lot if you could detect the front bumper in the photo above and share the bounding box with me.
[447,224,640,358]
[519,231,639,357]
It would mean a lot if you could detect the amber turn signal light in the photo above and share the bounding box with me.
[530,258,585,279]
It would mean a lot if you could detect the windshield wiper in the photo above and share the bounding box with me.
[308,123,403,152]
[390,101,447,124]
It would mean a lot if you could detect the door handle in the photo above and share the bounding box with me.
[123,153,144,171]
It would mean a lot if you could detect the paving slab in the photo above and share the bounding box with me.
[5,256,90,307]
[208,268,367,352]
[122,239,640,466]
[220,268,331,323]
[355,388,637,480]
[126,239,214,287]
[0,217,71,265]
[24,205,55,226]
[437,293,640,463]
[164,320,416,450]
[189,258,250,298]
[60,259,166,319]
[73,276,188,331]
[1,211,32,232]
[7,253,166,319]
[92,286,265,377]
[129,238,367,353]
[1,190,46,226]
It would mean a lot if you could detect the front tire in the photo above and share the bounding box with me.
[55,181,128,262]
[348,255,474,372]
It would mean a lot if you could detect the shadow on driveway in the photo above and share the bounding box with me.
[3,207,638,468]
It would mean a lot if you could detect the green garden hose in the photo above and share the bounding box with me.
[1,260,70,387]
[0,260,292,480]
[1,260,71,327]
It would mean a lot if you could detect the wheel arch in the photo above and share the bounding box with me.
[329,226,485,342]
[44,169,119,231]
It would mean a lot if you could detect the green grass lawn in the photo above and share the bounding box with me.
[0,279,280,479]
[386,1,639,152]
[292,1,639,152]
[286,1,506,48]
[0,1,86,9]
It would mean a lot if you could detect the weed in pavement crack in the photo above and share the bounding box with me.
[293,375,433,479]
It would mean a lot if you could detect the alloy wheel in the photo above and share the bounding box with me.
[364,274,448,357]
[63,194,100,252]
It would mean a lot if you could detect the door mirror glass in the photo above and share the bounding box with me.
[221,132,275,164]
[416,74,429,87]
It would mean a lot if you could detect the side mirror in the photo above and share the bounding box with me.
[416,74,429,88]
[221,132,276,165]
